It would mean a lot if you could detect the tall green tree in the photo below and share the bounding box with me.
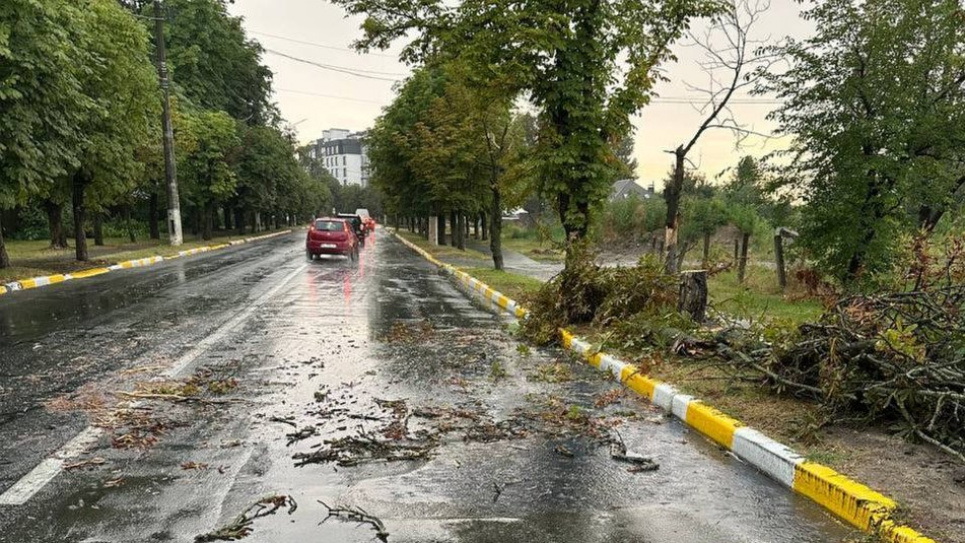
[759,0,965,285]
[331,0,720,270]
[0,0,93,266]
[69,0,159,261]
[161,0,275,125]
[177,110,240,240]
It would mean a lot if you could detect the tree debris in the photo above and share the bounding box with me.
[318,500,389,542]
[194,495,297,542]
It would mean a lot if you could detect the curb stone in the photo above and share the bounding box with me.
[0,230,293,297]
[391,230,937,543]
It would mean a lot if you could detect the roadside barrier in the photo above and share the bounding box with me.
[0,230,293,297]
[391,230,937,543]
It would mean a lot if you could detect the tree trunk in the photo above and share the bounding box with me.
[72,172,89,262]
[481,211,489,241]
[702,233,711,265]
[774,231,787,291]
[235,208,246,235]
[464,212,470,240]
[93,213,104,246]
[456,212,466,251]
[202,202,215,240]
[664,146,685,273]
[738,232,750,284]
[733,238,739,263]
[44,200,69,249]
[437,214,446,245]
[149,192,160,240]
[491,189,504,270]
[0,211,10,269]
[223,206,233,231]
[124,205,136,243]
[678,270,708,323]
[448,211,457,247]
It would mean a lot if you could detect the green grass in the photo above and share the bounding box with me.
[501,237,566,262]
[396,230,489,261]
[708,266,824,324]
[463,267,544,301]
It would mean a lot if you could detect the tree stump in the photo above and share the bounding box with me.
[678,270,708,323]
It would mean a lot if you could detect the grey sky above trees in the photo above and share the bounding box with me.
[227,0,812,186]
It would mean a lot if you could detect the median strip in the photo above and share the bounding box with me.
[0,230,292,297]
[392,230,937,543]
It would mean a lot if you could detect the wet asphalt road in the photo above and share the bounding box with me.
[0,231,857,542]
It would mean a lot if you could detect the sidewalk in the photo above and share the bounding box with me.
[464,239,563,281]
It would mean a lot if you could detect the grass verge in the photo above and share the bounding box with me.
[463,267,544,302]
[1,229,291,283]
[396,230,489,261]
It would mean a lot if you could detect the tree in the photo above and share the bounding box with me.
[68,0,159,261]
[0,0,94,266]
[759,0,965,285]
[332,0,720,271]
[160,0,275,125]
[664,0,777,272]
[177,110,240,240]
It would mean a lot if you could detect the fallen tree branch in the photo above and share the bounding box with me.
[319,500,389,542]
[194,495,297,542]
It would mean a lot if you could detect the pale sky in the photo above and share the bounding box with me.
[227,0,813,188]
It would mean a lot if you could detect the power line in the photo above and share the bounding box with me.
[249,30,398,58]
[265,49,403,82]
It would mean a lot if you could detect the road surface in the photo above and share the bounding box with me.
[0,231,856,542]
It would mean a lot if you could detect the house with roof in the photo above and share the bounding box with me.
[609,179,655,201]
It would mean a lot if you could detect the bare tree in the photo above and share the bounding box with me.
[663,0,779,273]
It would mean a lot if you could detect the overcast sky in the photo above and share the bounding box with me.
[227,0,813,187]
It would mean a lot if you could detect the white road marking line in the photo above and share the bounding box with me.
[0,263,308,506]
[163,263,308,378]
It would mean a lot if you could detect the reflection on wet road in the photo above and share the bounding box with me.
[0,231,857,542]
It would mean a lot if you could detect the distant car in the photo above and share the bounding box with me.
[355,208,376,232]
[306,218,359,261]
[337,213,367,239]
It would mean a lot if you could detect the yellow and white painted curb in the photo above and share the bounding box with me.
[392,230,936,543]
[0,230,293,297]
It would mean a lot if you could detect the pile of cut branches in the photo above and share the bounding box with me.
[709,236,965,460]
[521,245,682,344]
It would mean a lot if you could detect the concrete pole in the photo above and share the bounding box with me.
[153,0,183,246]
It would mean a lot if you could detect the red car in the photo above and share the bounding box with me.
[306,218,359,261]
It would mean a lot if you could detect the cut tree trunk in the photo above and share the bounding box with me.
[678,270,708,323]
[149,192,160,240]
[72,172,90,262]
[664,147,685,273]
[738,233,750,284]
[44,200,69,249]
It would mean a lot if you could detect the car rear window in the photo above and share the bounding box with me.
[314,220,342,231]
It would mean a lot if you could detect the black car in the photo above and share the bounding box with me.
[337,213,366,241]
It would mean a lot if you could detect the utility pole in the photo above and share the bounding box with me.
[153,0,183,246]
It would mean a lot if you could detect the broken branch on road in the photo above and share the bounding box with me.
[194,495,297,542]
[319,500,389,542]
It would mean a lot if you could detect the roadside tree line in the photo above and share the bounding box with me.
[339,0,965,294]
[0,0,333,267]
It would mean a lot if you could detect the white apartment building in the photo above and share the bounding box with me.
[312,129,370,187]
